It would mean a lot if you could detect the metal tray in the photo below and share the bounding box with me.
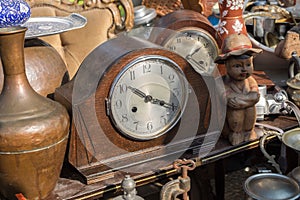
[22,13,87,39]
[244,173,300,200]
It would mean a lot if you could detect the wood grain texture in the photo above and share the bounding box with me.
[181,0,218,17]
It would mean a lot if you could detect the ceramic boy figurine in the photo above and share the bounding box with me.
[215,33,262,145]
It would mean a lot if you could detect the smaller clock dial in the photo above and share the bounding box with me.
[149,9,221,75]
[163,28,219,74]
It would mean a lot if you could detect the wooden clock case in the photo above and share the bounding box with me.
[148,9,225,75]
[55,35,225,184]
[149,9,222,49]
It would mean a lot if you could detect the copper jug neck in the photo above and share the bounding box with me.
[0,27,27,76]
[0,26,52,118]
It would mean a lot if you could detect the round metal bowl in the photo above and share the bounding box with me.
[282,128,300,152]
[244,173,300,200]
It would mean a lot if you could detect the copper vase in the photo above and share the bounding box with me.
[0,38,68,97]
[0,27,69,199]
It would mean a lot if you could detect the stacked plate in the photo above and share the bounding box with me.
[244,173,300,200]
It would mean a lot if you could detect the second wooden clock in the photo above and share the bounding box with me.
[149,9,222,75]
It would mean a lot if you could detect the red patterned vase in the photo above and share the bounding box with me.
[216,0,248,40]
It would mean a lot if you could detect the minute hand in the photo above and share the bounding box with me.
[128,86,147,99]
[190,46,202,56]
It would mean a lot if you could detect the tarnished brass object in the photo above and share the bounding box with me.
[249,5,291,20]
[0,27,69,199]
[113,175,144,200]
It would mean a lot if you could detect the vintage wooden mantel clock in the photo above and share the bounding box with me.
[149,9,222,75]
[55,34,225,184]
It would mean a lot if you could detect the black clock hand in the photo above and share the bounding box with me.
[128,86,177,110]
[151,98,177,111]
[190,46,202,56]
[128,86,154,103]
[128,86,147,99]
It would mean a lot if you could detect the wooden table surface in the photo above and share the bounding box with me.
[48,64,297,199]
[45,114,298,200]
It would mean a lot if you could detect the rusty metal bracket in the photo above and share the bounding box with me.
[160,159,196,200]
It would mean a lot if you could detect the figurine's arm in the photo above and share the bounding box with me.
[227,91,259,109]
[226,77,260,109]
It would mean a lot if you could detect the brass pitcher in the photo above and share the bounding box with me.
[0,27,69,199]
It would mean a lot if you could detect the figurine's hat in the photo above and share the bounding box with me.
[214,33,262,64]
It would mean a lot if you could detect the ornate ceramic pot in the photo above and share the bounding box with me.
[216,0,247,40]
[0,27,69,200]
[0,0,31,27]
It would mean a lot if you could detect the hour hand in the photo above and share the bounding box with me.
[151,98,177,111]
[128,86,177,110]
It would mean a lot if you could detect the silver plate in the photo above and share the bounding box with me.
[22,13,87,39]
[244,173,300,200]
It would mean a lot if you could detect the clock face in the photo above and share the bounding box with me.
[107,55,189,140]
[162,27,219,75]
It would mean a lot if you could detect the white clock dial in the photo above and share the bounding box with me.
[108,55,189,140]
[163,27,219,75]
